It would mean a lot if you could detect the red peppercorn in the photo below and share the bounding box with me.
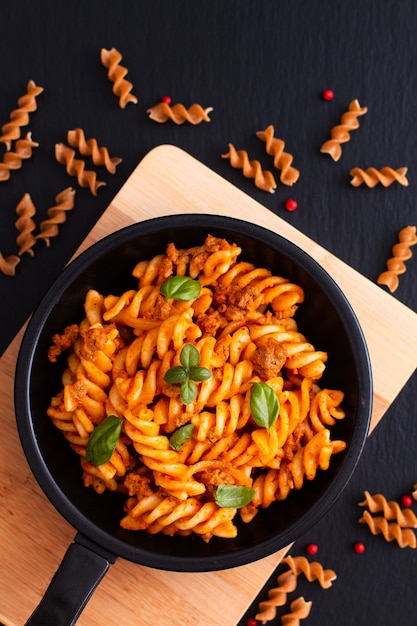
[246,618,258,626]
[305,543,319,556]
[285,199,298,212]
[322,89,334,101]
[161,96,172,105]
[401,494,413,507]
[354,542,366,553]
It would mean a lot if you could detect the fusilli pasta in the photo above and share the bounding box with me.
[15,192,37,256]
[359,510,416,548]
[256,125,300,186]
[350,166,408,188]
[55,143,106,196]
[0,132,39,181]
[36,187,76,246]
[377,225,417,293]
[0,80,43,150]
[320,99,367,161]
[222,144,277,192]
[46,235,347,542]
[67,128,122,174]
[100,47,138,109]
[147,102,213,124]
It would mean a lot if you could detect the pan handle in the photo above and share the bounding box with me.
[25,533,117,626]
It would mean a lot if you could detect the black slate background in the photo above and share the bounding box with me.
[1,2,417,625]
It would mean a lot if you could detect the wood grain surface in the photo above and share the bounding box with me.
[2,145,417,626]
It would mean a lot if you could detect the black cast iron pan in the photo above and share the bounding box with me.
[14,215,372,625]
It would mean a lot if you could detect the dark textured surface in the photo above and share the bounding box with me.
[1,2,417,624]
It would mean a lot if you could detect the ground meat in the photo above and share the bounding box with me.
[124,473,153,498]
[250,338,287,379]
[196,310,225,336]
[48,323,80,362]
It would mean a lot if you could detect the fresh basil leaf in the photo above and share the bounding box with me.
[164,365,188,384]
[179,343,200,369]
[160,276,201,301]
[180,380,197,405]
[188,366,212,382]
[169,423,195,450]
[215,484,256,509]
[85,415,123,466]
[250,382,280,432]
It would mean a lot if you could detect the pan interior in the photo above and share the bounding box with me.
[15,215,371,571]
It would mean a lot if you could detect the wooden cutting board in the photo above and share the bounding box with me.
[2,145,417,626]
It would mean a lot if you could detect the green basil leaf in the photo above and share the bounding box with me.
[215,484,256,509]
[160,276,201,301]
[180,380,197,405]
[179,343,200,369]
[85,415,123,466]
[250,382,280,432]
[169,423,195,450]
[188,366,212,382]
[164,365,188,384]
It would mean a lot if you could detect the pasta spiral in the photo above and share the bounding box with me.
[280,597,312,626]
[147,102,213,124]
[255,569,297,623]
[359,510,417,548]
[0,80,43,150]
[46,235,347,542]
[320,99,368,161]
[0,251,20,276]
[36,187,76,246]
[377,225,417,292]
[67,128,122,174]
[100,47,138,108]
[283,555,337,588]
[55,143,106,195]
[256,125,300,186]
[359,490,417,527]
[0,132,39,181]
[222,143,277,193]
[15,192,37,256]
[350,166,408,188]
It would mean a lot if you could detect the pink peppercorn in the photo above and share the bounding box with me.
[161,96,172,105]
[401,494,413,507]
[305,543,319,556]
[354,542,366,553]
[322,89,334,101]
[285,199,298,212]
[246,618,258,626]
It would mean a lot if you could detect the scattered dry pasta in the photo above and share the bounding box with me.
[256,568,297,623]
[46,235,347,542]
[350,166,408,188]
[283,555,337,588]
[377,225,417,293]
[15,193,37,256]
[359,490,417,527]
[146,102,213,124]
[359,510,416,548]
[0,132,39,181]
[36,187,76,247]
[100,47,138,109]
[280,597,312,626]
[55,143,106,196]
[0,80,43,150]
[67,128,122,174]
[222,143,277,192]
[320,99,368,161]
[256,125,300,186]
[0,251,20,276]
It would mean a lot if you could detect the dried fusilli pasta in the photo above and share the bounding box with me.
[67,128,122,174]
[359,490,417,527]
[283,555,337,588]
[222,144,277,192]
[146,102,213,124]
[255,569,297,623]
[320,99,368,161]
[36,187,76,247]
[46,235,347,541]
[0,251,20,276]
[0,132,39,181]
[350,166,408,188]
[359,510,417,548]
[256,125,300,186]
[15,193,37,256]
[100,47,138,109]
[55,143,106,196]
[377,225,417,293]
[280,597,312,626]
[0,80,43,150]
